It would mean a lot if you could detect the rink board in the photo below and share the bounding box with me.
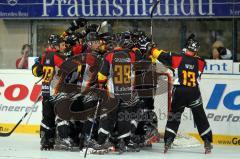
[0,70,239,146]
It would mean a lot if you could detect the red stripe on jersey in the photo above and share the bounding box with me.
[45,47,57,53]
[54,55,64,67]
[40,55,45,65]
[86,53,96,66]
[198,59,205,72]
[106,52,114,64]
[72,44,83,55]
[172,56,182,69]
[129,51,136,62]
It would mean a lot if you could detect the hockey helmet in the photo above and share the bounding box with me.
[186,38,200,52]
[48,34,64,46]
[65,33,79,46]
[137,32,151,54]
[120,31,134,49]
[110,33,126,48]
[86,32,99,42]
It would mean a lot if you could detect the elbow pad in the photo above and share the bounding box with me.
[32,63,43,77]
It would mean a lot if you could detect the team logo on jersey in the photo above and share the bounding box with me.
[114,57,131,62]
[46,59,50,65]
[185,64,194,69]
[7,0,18,6]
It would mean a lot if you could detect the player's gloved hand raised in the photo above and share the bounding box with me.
[32,57,43,77]
[85,24,99,34]
[74,18,88,27]
[65,18,88,35]
[144,42,156,60]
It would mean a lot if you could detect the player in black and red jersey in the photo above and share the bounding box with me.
[148,35,213,154]
[32,34,66,150]
[91,33,142,154]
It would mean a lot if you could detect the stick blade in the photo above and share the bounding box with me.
[0,132,11,137]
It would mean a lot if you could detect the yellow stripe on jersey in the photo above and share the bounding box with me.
[98,72,108,83]
[77,64,82,74]
[151,48,165,59]
[32,66,43,78]
[32,66,38,77]
[149,55,158,63]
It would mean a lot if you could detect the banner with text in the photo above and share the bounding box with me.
[204,60,233,74]
[0,70,240,145]
[0,0,240,19]
[233,62,240,74]
[0,70,41,134]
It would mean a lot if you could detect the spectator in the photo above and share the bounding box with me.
[16,44,31,69]
[211,40,232,60]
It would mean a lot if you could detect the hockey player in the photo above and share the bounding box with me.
[148,36,213,154]
[93,33,142,154]
[53,24,111,152]
[32,34,66,150]
[54,31,101,151]
[135,32,160,147]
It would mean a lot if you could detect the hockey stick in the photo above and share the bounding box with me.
[35,75,44,85]
[0,95,42,137]
[84,99,100,158]
[150,0,160,43]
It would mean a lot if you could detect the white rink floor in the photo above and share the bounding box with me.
[0,134,240,159]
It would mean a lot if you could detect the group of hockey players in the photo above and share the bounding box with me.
[32,18,213,155]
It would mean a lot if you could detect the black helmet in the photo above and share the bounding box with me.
[48,34,64,46]
[85,24,99,34]
[121,31,134,48]
[110,33,126,48]
[86,32,99,42]
[66,33,79,46]
[186,38,200,52]
[137,32,150,54]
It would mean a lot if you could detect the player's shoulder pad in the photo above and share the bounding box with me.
[162,51,177,56]
[132,47,141,52]
[195,55,206,61]
[103,51,115,62]
[32,62,43,77]
[103,51,113,57]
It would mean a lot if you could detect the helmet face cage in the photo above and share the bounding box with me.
[137,33,150,54]
[66,34,78,46]
[110,33,125,48]
[122,31,134,49]
[186,39,200,52]
[86,32,99,42]
[48,34,64,46]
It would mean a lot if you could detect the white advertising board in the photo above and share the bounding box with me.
[156,74,240,146]
[28,57,38,70]
[233,62,240,74]
[0,70,239,145]
[0,70,42,133]
[204,60,233,74]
